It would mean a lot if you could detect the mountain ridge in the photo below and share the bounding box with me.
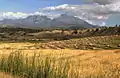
[0,14,98,29]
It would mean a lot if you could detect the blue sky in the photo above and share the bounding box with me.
[0,0,120,26]
[0,0,84,12]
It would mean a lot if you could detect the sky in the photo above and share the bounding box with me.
[0,0,84,12]
[0,0,120,26]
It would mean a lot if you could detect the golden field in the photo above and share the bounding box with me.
[0,42,120,78]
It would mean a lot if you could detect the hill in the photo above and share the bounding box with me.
[0,26,119,49]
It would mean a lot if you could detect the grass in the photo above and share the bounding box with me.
[33,35,120,50]
[0,51,71,78]
[0,72,15,78]
[0,35,120,50]
[0,27,120,78]
[0,49,120,78]
[0,35,119,78]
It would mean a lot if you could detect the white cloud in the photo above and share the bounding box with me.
[40,4,108,25]
[0,12,30,20]
[0,0,120,26]
[39,0,120,26]
[0,11,60,20]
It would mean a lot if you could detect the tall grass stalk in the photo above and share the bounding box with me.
[0,51,70,78]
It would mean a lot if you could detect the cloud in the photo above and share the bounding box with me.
[39,0,120,26]
[39,4,108,25]
[0,0,120,26]
[0,12,30,20]
[86,0,119,5]
[0,11,60,20]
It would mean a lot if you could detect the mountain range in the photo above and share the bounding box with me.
[0,14,98,29]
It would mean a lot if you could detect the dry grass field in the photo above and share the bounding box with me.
[0,72,14,78]
[0,42,120,78]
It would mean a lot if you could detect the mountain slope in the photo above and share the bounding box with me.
[51,14,97,28]
[0,14,98,29]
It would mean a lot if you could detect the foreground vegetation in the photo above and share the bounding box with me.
[0,49,120,78]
